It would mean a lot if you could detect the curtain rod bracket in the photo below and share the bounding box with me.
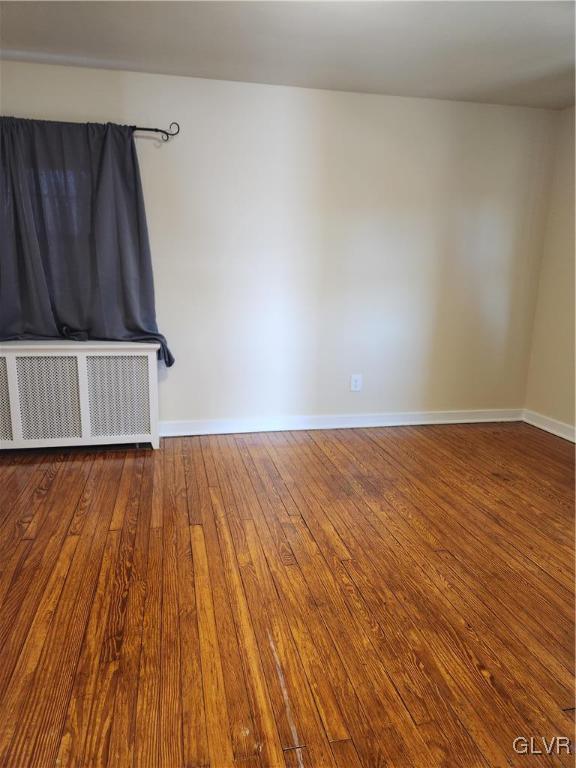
[134,121,180,141]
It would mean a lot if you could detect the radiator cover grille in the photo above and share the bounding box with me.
[0,358,13,440]
[87,355,150,436]
[17,355,82,439]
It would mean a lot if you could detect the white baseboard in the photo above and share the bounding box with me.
[522,410,576,442]
[160,408,523,438]
[161,409,574,442]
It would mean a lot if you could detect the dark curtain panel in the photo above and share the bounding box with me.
[0,116,174,366]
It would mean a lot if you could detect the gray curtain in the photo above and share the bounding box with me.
[0,116,174,366]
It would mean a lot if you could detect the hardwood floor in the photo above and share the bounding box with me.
[0,423,573,767]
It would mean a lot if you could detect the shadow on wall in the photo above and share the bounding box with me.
[421,105,552,412]
[306,96,552,416]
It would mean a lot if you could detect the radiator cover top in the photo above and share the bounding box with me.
[0,341,160,450]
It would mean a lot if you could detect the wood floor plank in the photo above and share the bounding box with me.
[150,444,165,529]
[191,523,236,768]
[330,739,364,768]
[185,436,214,528]
[80,453,144,767]
[107,452,154,767]
[241,519,339,768]
[282,746,309,767]
[170,439,210,768]
[134,526,163,768]
[0,425,572,768]
[211,487,286,768]
[158,440,185,768]
[22,455,64,539]
[196,442,260,762]
[109,452,138,531]
[200,434,221,488]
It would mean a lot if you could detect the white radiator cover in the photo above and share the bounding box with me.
[0,341,160,450]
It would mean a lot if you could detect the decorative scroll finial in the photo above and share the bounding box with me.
[134,121,180,141]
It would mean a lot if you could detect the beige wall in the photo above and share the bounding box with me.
[525,107,575,427]
[1,61,558,425]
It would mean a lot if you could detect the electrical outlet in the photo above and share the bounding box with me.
[350,373,363,392]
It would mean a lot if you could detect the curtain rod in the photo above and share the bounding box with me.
[134,121,180,141]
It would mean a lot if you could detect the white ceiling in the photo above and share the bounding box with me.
[0,1,574,109]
